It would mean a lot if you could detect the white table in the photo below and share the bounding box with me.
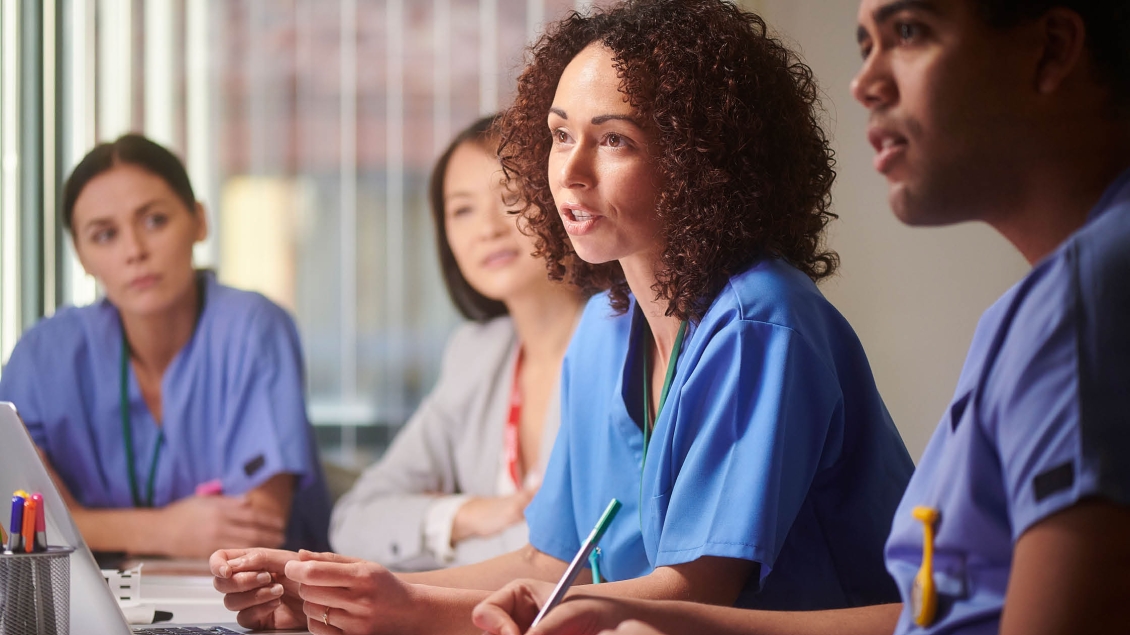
[120,559,238,625]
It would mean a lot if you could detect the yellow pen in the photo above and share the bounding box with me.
[911,506,940,627]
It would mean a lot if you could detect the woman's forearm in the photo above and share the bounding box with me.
[47,446,169,555]
[400,543,573,591]
[610,598,901,635]
[71,506,167,554]
[405,584,495,635]
[561,556,753,608]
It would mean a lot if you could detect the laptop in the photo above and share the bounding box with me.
[0,401,312,634]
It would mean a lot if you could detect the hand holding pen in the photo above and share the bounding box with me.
[475,588,646,635]
[473,499,623,635]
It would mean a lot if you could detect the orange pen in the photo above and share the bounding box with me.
[22,496,37,553]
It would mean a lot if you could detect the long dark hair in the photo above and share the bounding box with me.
[428,114,509,322]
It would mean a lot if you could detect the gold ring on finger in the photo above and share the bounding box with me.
[322,607,330,625]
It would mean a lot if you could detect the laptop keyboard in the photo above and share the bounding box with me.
[132,623,242,628]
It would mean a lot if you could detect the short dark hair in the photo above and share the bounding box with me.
[974,0,1130,107]
[62,133,197,232]
[499,0,838,322]
[427,114,509,322]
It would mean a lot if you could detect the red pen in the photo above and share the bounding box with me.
[22,496,37,553]
[31,492,47,551]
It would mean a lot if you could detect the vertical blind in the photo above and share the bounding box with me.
[0,0,618,461]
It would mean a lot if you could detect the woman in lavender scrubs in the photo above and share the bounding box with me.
[0,134,330,558]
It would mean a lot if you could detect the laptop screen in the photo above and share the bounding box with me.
[1,401,135,635]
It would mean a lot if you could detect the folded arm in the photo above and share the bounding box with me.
[47,444,292,558]
[477,590,899,635]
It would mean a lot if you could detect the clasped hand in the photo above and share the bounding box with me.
[210,548,415,634]
[163,494,285,558]
[452,488,539,543]
[210,550,669,635]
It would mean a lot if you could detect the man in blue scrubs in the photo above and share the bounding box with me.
[854,0,1130,631]
[470,0,1130,633]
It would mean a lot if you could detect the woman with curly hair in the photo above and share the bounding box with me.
[208,2,911,633]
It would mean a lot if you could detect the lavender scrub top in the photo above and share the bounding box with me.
[886,167,1130,634]
[0,270,330,550]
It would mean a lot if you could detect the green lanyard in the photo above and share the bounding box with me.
[120,331,164,508]
[641,319,688,467]
[638,317,687,531]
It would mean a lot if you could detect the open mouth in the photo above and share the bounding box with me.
[868,128,909,175]
[560,205,601,236]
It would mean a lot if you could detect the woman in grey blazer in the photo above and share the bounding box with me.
[329,115,585,569]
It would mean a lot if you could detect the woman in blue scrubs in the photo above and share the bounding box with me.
[208,1,911,631]
[0,134,329,558]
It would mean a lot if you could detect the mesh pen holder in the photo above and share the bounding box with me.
[0,547,73,635]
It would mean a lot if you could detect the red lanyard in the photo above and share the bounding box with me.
[504,348,524,490]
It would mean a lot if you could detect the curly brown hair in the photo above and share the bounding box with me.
[499,0,838,322]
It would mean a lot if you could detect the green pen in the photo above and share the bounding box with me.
[588,547,602,584]
[531,498,622,628]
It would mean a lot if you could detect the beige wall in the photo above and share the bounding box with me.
[753,0,1030,459]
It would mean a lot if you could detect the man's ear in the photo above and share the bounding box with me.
[194,201,209,243]
[1034,8,1088,95]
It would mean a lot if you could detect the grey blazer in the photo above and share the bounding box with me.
[329,317,561,569]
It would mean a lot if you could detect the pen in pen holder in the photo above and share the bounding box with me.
[0,547,74,635]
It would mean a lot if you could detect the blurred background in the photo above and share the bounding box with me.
[0,0,1027,470]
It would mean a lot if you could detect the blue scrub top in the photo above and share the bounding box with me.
[0,271,331,551]
[886,168,1130,634]
[527,259,914,610]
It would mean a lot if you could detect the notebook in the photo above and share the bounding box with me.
[0,401,312,634]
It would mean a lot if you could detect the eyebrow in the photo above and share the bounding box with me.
[549,107,643,128]
[80,199,162,233]
[857,0,940,43]
[591,114,642,127]
[81,218,112,233]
